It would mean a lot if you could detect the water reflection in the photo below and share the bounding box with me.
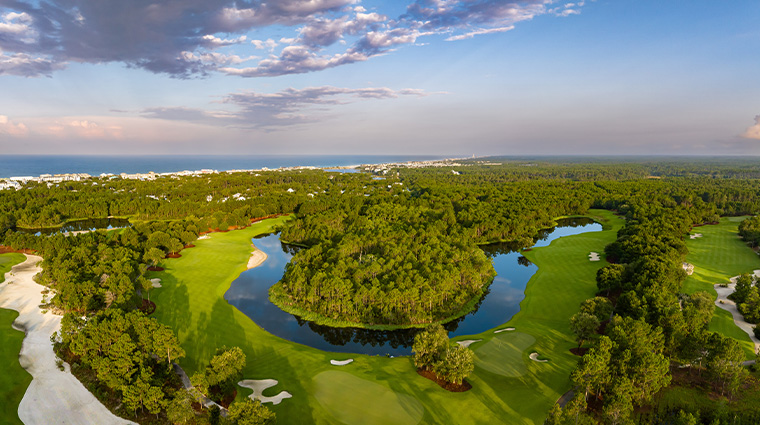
[15,217,132,235]
[225,218,602,356]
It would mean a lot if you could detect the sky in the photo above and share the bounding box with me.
[0,0,759,156]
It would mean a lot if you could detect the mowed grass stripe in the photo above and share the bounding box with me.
[683,217,758,359]
[0,253,32,425]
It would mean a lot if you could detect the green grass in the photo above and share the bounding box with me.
[0,253,32,425]
[151,210,624,424]
[312,371,424,425]
[473,332,535,377]
[683,216,758,359]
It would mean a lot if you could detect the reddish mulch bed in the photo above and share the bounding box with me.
[0,245,36,254]
[416,369,472,392]
[183,244,195,248]
[596,320,609,334]
[570,347,590,356]
[139,299,156,315]
[522,248,532,252]
[147,266,164,271]
[165,253,182,258]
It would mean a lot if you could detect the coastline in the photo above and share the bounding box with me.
[0,255,135,425]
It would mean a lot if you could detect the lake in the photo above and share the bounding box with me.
[224,217,601,356]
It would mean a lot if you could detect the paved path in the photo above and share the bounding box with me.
[714,276,760,355]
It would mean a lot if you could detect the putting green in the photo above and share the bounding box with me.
[683,217,758,359]
[0,253,31,425]
[474,332,535,377]
[312,371,424,425]
[152,211,625,424]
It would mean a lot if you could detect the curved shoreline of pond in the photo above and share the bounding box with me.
[225,217,602,356]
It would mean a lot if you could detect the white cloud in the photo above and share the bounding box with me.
[0,115,28,136]
[742,115,760,140]
[445,26,514,41]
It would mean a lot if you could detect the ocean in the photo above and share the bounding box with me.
[0,155,443,178]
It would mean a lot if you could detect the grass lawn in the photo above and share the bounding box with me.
[0,253,32,425]
[150,210,623,424]
[683,216,758,359]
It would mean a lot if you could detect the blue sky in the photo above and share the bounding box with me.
[1,0,759,155]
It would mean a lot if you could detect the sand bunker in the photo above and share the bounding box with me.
[456,339,481,348]
[714,272,760,353]
[150,278,162,288]
[330,359,354,366]
[529,352,548,362]
[588,252,600,262]
[690,233,703,239]
[238,379,292,405]
[198,235,210,240]
[682,263,694,276]
[494,327,515,333]
[0,255,135,425]
[247,245,268,269]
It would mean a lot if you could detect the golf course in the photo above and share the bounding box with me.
[148,210,624,424]
[683,217,760,359]
[0,252,32,425]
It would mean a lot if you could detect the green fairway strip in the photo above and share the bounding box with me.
[683,217,759,359]
[153,211,624,424]
[474,332,535,377]
[312,371,424,425]
[0,253,32,425]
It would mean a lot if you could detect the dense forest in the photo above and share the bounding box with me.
[3,158,760,424]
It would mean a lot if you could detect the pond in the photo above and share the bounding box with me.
[224,217,601,356]
[15,217,132,236]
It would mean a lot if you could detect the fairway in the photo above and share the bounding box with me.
[683,217,759,358]
[474,332,535,377]
[0,253,32,425]
[312,371,424,425]
[151,211,624,424]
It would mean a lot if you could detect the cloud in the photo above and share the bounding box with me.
[0,50,64,76]
[143,86,430,128]
[0,0,586,78]
[742,115,760,140]
[0,115,27,136]
[44,119,123,139]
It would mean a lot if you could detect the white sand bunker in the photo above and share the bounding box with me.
[456,339,481,348]
[330,359,354,366]
[682,263,694,276]
[247,245,268,269]
[494,327,515,333]
[0,255,136,425]
[150,278,162,288]
[588,252,600,261]
[529,352,548,362]
[198,235,210,240]
[238,379,292,405]
[690,233,703,239]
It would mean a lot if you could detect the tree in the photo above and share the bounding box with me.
[706,333,748,397]
[144,247,165,267]
[228,399,276,425]
[579,297,613,322]
[731,273,754,304]
[412,324,449,370]
[571,336,613,403]
[570,312,600,348]
[166,390,195,425]
[596,264,624,296]
[433,345,474,385]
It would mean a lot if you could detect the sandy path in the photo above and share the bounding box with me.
[0,255,135,425]
[714,271,760,353]
[247,245,268,269]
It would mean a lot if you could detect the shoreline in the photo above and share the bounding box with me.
[0,255,135,425]
[247,245,268,269]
